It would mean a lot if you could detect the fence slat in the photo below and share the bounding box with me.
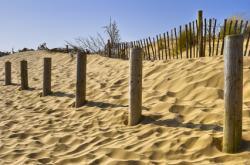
[163,33,168,60]
[228,20,233,35]
[139,40,145,60]
[123,43,125,59]
[244,32,250,56]
[153,38,157,60]
[185,24,189,58]
[174,28,178,59]
[179,26,183,59]
[212,19,217,56]
[107,40,111,58]
[156,35,161,60]
[167,32,171,59]
[216,32,221,56]
[145,39,151,60]
[198,10,204,57]
[159,34,164,59]
[204,18,207,57]
[208,19,212,56]
[192,21,196,58]
[149,37,155,60]
[239,20,244,34]
[234,20,238,34]
[189,22,192,58]
[243,21,248,33]
[196,20,199,57]
[171,29,175,59]
[221,19,228,55]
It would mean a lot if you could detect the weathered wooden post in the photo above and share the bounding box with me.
[75,51,87,108]
[198,10,204,57]
[43,58,52,96]
[20,60,28,90]
[5,61,11,85]
[223,34,243,153]
[128,48,143,126]
[107,39,111,58]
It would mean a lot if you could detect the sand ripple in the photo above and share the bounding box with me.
[1,51,250,164]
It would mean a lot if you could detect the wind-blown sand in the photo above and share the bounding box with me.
[1,51,250,164]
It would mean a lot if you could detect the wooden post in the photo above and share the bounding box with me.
[198,10,204,57]
[75,51,87,108]
[129,48,142,126]
[5,61,11,85]
[20,60,28,90]
[43,58,52,96]
[223,34,243,153]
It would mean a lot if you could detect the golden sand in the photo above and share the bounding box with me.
[1,51,250,164]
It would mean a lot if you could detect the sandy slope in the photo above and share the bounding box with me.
[1,51,250,165]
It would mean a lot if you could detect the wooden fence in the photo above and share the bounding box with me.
[2,35,245,153]
[103,18,250,60]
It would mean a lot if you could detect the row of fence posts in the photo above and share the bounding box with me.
[105,10,250,60]
[2,34,244,153]
[5,58,52,96]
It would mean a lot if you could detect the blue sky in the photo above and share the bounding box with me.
[0,0,249,51]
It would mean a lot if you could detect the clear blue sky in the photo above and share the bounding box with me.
[0,0,249,51]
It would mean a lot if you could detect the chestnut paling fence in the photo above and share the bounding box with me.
[2,36,246,153]
[1,10,249,154]
[103,18,250,60]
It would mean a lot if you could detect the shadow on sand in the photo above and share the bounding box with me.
[141,115,223,132]
[85,100,128,109]
[52,91,75,98]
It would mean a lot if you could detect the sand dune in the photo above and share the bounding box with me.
[1,51,250,164]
